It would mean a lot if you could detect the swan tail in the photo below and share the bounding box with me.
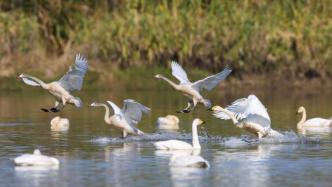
[267,129,283,138]
[136,129,145,136]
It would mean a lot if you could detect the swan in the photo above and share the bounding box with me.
[18,54,88,112]
[212,95,282,139]
[50,116,69,131]
[90,99,151,138]
[157,115,180,130]
[153,118,204,150]
[155,61,232,113]
[14,149,59,166]
[170,153,210,168]
[297,106,332,132]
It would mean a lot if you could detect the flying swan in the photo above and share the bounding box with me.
[18,54,88,112]
[296,106,332,132]
[154,118,205,150]
[212,95,282,139]
[14,149,59,166]
[156,115,180,130]
[90,99,150,138]
[155,61,232,113]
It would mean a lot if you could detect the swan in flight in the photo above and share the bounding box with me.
[154,118,205,150]
[212,95,282,139]
[90,99,151,138]
[296,106,332,132]
[155,61,232,113]
[157,115,180,130]
[50,116,70,131]
[19,54,88,112]
[14,149,59,166]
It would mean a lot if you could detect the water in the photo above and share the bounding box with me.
[0,88,332,187]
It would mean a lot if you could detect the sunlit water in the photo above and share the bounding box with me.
[0,88,332,187]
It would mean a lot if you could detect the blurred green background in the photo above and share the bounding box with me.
[0,0,331,89]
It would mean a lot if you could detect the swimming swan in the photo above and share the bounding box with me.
[212,95,282,139]
[90,99,151,138]
[157,115,180,130]
[18,54,88,112]
[50,116,70,131]
[154,118,205,150]
[14,149,59,166]
[297,106,332,132]
[155,61,232,113]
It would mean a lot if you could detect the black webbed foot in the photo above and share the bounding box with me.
[50,108,60,113]
[41,108,50,112]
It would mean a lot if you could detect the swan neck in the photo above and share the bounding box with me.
[101,104,111,124]
[221,108,239,124]
[297,109,306,130]
[192,123,201,149]
[30,76,48,89]
[159,75,179,89]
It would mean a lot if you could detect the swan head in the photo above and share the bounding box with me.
[297,106,305,114]
[193,118,205,126]
[211,105,224,112]
[89,102,102,107]
[154,74,162,79]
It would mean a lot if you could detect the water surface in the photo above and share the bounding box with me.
[0,89,331,187]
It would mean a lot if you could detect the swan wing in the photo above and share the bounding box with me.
[171,61,190,84]
[59,54,88,92]
[214,95,271,126]
[192,66,232,92]
[122,99,151,126]
[154,140,193,150]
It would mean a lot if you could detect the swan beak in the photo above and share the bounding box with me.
[201,120,206,124]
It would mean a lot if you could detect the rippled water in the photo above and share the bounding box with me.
[0,88,331,187]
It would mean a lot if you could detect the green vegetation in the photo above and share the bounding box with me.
[0,0,332,89]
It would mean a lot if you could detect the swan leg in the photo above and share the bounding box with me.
[41,108,50,112]
[50,102,64,113]
[122,130,128,138]
[177,100,194,113]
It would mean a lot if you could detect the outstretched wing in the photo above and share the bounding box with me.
[192,66,232,92]
[58,54,88,92]
[122,99,151,126]
[171,61,190,84]
[215,95,271,127]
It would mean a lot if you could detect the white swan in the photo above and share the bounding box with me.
[157,115,180,130]
[18,54,88,112]
[154,118,204,150]
[14,149,59,166]
[90,99,151,138]
[50,116,69,131]
[155,61,232,113]
[212,95,282,139]
[297,106,332,132]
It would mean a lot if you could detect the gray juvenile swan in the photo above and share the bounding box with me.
[19,54,88,112]
[90,99,151,138]
[212,95,282,139]
[155,61,232,113]
[297,106,332,133]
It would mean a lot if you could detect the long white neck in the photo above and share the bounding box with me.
[192,124,201,150]
[221,108,239,124]
[158,75,179,90]
[297,109,306,131]
[26,75,49,89]
[94,103,111,124]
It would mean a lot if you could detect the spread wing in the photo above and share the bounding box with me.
[192,66,232,92]
[214,95,271,127]
[171,61,190,84]
[58,54,88,92]
[122,99,151,126]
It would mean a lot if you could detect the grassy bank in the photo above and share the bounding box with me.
[0,0,332,88]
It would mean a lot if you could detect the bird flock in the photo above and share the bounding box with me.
[14,54,332,168]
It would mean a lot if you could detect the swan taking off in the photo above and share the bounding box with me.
[157,115,180,130]
[297,106,332,132]
[154,118,205,150]
[14,149,59,166]
[212,95,282,139]
[155,61,232,113]
[90,99,150,138]
[19,54,88,112]
[50,116,70,131]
